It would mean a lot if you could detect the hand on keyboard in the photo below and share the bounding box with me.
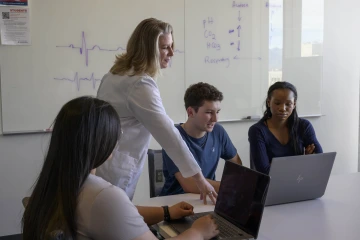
[191,215,219,240]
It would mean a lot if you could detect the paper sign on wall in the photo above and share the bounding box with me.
[0,7,30,45]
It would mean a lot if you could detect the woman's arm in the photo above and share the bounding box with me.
[88,182,218,240]
[133,215,219,240]
[127,77,200,177]
[136,206,164,226]
[137,201,195,225]
[90,190,199,240]
[174,172,221,194]
[302,119,323,153]
[127,77,216,203]
[89,187,150,240]
[248,125,271,174]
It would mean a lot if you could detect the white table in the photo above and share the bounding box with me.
[134,173,360,240]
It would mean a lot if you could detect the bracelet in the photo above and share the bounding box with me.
[162,205,171,222]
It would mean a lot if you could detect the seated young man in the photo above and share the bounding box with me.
[160,82,242,196]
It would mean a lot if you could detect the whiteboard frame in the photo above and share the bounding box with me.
[1,114,324,135]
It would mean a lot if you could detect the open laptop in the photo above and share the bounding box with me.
[167,161,270,239]
[265,152,336,206]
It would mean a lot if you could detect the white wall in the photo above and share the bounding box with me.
[316,0,360,174]
[0,134,49,236]
[0,0,359,236]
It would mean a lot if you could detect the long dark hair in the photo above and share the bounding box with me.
[261,81,302,155]
[22,96,120,240]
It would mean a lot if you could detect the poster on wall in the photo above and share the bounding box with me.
[0,0,28,6]
[0,7,30,45]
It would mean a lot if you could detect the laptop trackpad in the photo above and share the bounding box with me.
[168,217,194,234]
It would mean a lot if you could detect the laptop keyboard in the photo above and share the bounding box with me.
[187,212,245,239]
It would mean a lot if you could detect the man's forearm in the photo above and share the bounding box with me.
[180,177,220,194]
[230,154,243,165]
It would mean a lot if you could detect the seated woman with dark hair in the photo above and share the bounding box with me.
[248,81,322,174]
[22,96,219,240]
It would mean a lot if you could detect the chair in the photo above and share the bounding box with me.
[249,149,256,170]
[250,157,256,170]
[22,197,30,208]
[147,149,165,198]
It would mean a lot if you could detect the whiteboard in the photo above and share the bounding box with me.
[185,0,269,121]
[0,0,323,133]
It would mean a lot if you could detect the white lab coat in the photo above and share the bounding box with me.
[96,73,201,199]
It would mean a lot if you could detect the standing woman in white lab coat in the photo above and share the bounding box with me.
[96,18,217,204]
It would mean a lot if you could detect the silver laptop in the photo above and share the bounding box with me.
[167,161,270,239]
[265,152,336,206]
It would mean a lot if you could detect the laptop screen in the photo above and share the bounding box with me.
[215,162,270,238]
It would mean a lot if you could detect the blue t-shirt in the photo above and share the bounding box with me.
[160,123,237,196]
[248,118,323,174]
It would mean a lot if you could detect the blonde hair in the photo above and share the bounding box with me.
[110,18,174,78]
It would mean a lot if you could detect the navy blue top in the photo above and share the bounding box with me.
[248,118,322,174]
[160,124,237,196]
